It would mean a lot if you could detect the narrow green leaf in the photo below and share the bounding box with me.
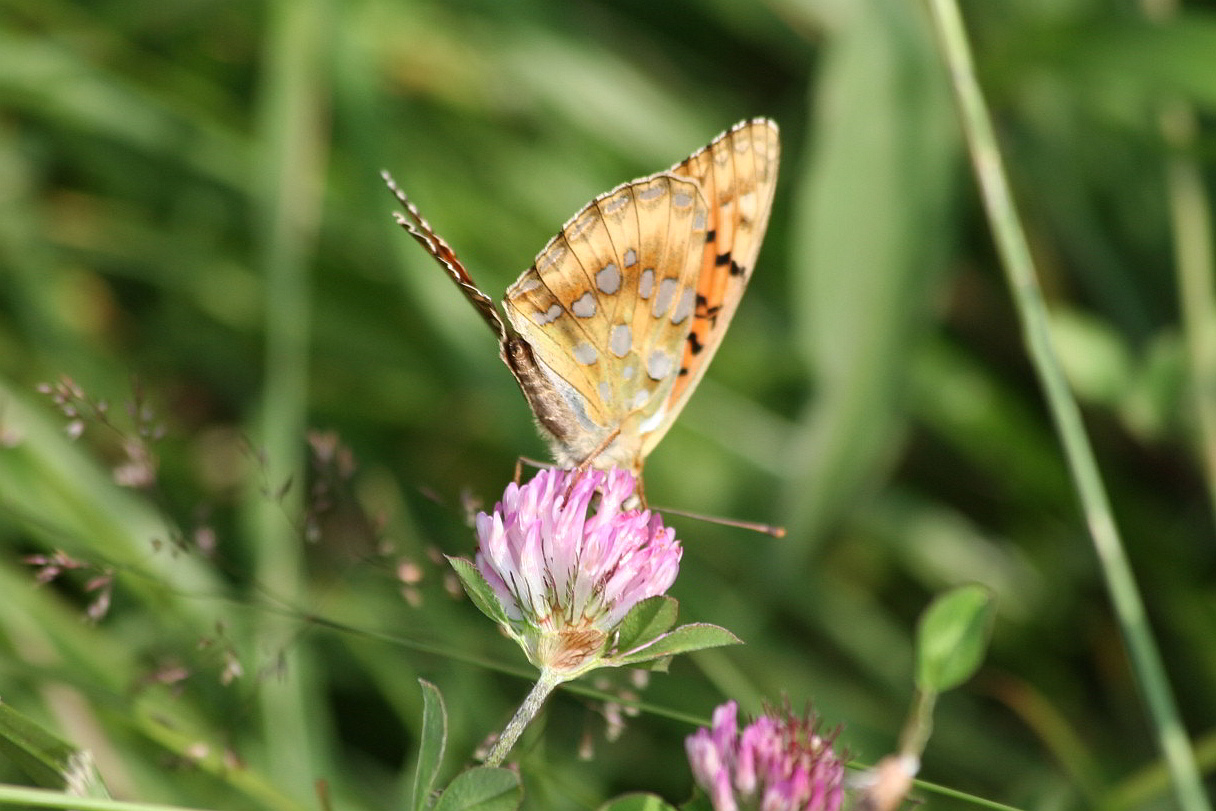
[612,623,740,667]
[782,0,959,551]
[613,596,678,654]
[597,792,679,811]
[433,766,522,811]
[0,701,109,797]
[411,680,448,811]
[915,585,995,692]
[447,556,510,626]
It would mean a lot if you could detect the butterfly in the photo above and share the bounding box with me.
[383,118,779,490]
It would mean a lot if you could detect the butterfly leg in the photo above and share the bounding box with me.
[513,456,553,481]
[649,504,786,538]
[573,427,623,475]
[632,474,648,510]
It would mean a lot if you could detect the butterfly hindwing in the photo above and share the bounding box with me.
[504,174,708,469]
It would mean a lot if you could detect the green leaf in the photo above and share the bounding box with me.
[597,792,679,811]
[613,595,678,654]
[447,556,510,626]
[0,701,109,797]
[433,766,522,811]
[411,680,448,811]
[679,789,714,811]
[612,623,740,667]
[782,0,960,549]
[915,585,996,692]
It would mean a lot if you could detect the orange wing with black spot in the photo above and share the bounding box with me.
[645,118,779,457]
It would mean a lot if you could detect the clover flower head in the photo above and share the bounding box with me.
[473,467,682,676]
[686,700,845,811]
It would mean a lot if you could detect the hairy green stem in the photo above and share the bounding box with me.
[924,2,1210,810]
[898,687,936,760]
[484,671,562,767]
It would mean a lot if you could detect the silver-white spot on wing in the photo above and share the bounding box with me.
[647,349,672,381]
[623,247,638,267]
[603,193,630,215]
[534,303,563,325]
[672,289,694,325]
[596,264,621,295]
[652,278,678,317]
[638,184,666,201]
[572,291,596,318]
[538,245,566,274]
[639,268,655,299]
[573,342,598,365]
[568,213,597,240]
[638,402,668,433]
[609,324,631,357]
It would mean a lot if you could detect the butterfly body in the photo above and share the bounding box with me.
[385,118,779,480]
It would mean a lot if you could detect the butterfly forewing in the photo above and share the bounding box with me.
[652,118,780,454]
[504,174,708,469]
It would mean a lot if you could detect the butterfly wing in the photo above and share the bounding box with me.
[644,118,780,456]
[384,120,778,476]
[503,174,709,470]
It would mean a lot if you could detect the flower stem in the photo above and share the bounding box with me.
[484,670,562,767]
[896,687,935,760]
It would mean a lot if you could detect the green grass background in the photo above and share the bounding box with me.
[1,0,1214,809]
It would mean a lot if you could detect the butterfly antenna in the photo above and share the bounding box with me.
[381,170,507,340]
[653,505,786,539]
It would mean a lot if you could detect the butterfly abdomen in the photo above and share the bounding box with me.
[502,335,623,468]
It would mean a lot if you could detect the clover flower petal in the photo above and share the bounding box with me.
[473,467,682,676]
[686,701,845,811]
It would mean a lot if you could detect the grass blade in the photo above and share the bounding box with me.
[924,2,1211,809]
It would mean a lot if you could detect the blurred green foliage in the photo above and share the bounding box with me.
[1,0,1214,809]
